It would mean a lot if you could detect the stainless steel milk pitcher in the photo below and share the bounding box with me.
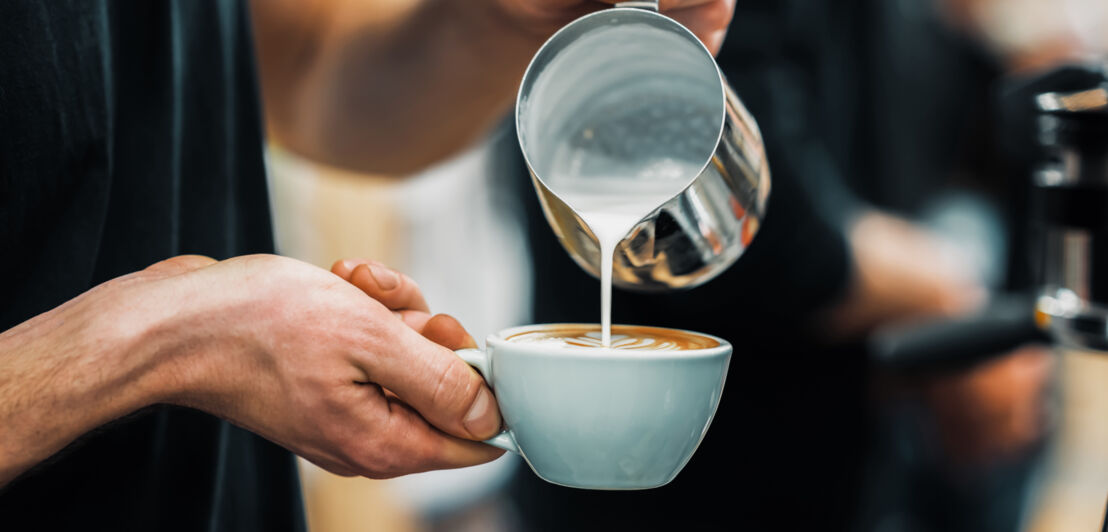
[516,1,771,291]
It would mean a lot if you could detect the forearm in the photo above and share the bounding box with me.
[253,0,547,175]
[816,211,989,340]
[0,281,181,486]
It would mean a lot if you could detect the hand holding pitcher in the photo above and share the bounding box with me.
[497,0,735,54]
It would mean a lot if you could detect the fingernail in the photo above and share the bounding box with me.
[464,388,499,439]
[368,264,399,290]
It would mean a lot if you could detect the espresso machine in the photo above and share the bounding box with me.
[871,63,1108,369]
[1032,66,1108,352]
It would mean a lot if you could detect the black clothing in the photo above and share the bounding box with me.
[0,1,304,530]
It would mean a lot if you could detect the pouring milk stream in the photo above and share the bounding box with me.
[552,174,699,346]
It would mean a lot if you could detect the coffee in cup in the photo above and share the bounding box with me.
[504,324,719,351]
[457,323,731,490]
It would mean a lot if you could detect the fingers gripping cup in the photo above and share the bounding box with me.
[457,324,732,490]
[516,1,771,291]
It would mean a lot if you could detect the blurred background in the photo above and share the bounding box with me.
[265,0,1108,530]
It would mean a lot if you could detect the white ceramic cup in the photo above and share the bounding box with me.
[456,324,732,490]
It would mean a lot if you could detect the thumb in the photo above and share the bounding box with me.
[362,321,501,440]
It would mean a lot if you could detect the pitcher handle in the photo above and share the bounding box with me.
[455,348,520,453]
[615,1,659,10]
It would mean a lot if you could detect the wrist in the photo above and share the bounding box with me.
[0,279,181,483]
[80,277,198,412]
[126,274,241,413]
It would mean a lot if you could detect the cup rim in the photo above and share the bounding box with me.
[487,323,732,359]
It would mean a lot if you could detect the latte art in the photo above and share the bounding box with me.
[505,324,718,351]
[564,332,683,351]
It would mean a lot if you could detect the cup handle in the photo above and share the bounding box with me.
[615,0,658,10]
[455,348,520,454]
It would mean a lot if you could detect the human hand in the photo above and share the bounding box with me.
[149,255,503,478]
[330,258,434,332]
[920,345,1054,466]
[496,0,735,54]
[331,257,480,346]
[828,212,1053,465]
[937,0,1090,73]
[820,212,988,340]
[0,254,503,485]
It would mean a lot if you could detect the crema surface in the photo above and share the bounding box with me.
[505,324,718,351]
